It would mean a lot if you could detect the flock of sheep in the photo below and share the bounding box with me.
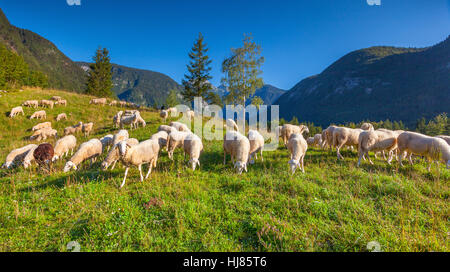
[3,95,450,189]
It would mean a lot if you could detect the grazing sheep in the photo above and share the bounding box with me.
[113,130,129,146]
[183,133,203,170]
[119,101,127,107]
[82,122,94,137]
[361,123,375,131]
[109,100,118,106]
[436,135,450,145]
[33,143,54,170]
[160,110,169,122]
[100,134,114,152]
[124,110,139,116]
[225,119,239,132]
[2,144,37,169]
[56,113,67,121]
[287,133,308,174]
[64,122,83,136]
[135,115,146,128]
[306,137,315,146]
[23,145,39,169]
[89,98,107,105]
[167,131,192,159]
[52,135,77,162]
[39,100,54,109]
[186,110,195,121]
[30,127,58,141]
[313,134,323,147]
[120,113,140,130]
[63,138,103,172]
[357,129,398,166]
[101,138,139,170]
[51,96,62,101]
[9,106,24,118]
[170,121,191,132]
[22,100,39,108]
[158,125,177,134]
[167,107,178,117]
[321,125,338,150]
[150,131,169,150]
[113,111,123,128]
[397,131,450,171]
[332,127,364,160]
[32,122,51,132]
[117,139,160,188]
[30,110,46,120]
[248,130,264,164]
[281,124,309,146]
[55,99,67,106]
[223,131,250,174]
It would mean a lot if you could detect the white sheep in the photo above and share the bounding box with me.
[135,115,146,128]
[113,111,123,128]
[248,130,264,164]
[306,137,315,146]
[64,122,83,136]
[117,139,160,188]
[224,119,239,132]
[313,134,323,147]
[52,135,77,162]
[82,122,94,137]
[101,138,139,170]
[63,138,103,172]
[167,107,178,117]
[360,123,375,131]
[357,129,398,166]
[150,131,169,150]
[113,130,129,146]
[30,110,46,120]
[56,113,67,121]
[332,127,364,160]
[89,98,107,105]
[2,144,37,169]
[100,134,114,152]
[186,110,195,121]
[160,110,169,123]
[32,122,51,132]
[9,106,24,118]
[223,131,250,174]
[167,131,192,159]
[51,96,62,101]
[55,99,67,106]
[39,100,54,109]
[22,145,39,169]
[436,135,450,145]
[30,127,58,141]
[287,133,308,174]
[158,125,177,134]
[183,133,203,170]
[120,113,139,130]
[397,131,450,171]
[280,124,309,146]
[321,125,338,150]
[22,100,38,108]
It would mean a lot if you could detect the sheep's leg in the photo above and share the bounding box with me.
[260,149,264,162]
[427,158,432,172]
[138,164,144,182]
[387,151,394,165]
[336,143,344,160]
[120,168,129,188]
[111,160,117,170]
[300,155,305,173]
[408,154,414,165]
[382,151,387,160]
[223,152,227,165]
[145,163,153,179]
[367,152,374,165]
[357,151,364,167]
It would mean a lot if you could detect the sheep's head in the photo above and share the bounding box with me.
[101,161,109,170]
[23,160,31,169]
[2,162,12,169]
[63,161,77,173]
[189,158,200,170]
[288,159,300,174]
[118,141,129,157]
[234,161,247,174]
[51,155,59,162]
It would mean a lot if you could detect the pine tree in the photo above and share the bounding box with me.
[165,89,179,108]
[182,33,213,102]
[86,47,113,97]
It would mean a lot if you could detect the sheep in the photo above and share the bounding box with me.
[124,110,139,116]
[2,144,37,169]
[167,107,178,117]
[9,106,24,118]
[82,122,94,137]
[158,125,178,134]
[63,138,103,172]
[248,130,264,164]
[281,124,309,146]
[109,100,118,106]
[183,133,203,170]
[33,143,54,171]
[223,131,250,174]
[89,98,107,105]
[150,131,169,150]
[55,99,67,106]
[64,122,83,136]
[32,122,51,132]
[160,110,169,122]
[332,127,365,160]
[119,101,127,107]
[52,135,77,162]
[287,133,308,174]
[275,125,282,139]
[101,138,139,170]
[167,131,192,159]
[100,134,114,152]
[56,113,67,121]
[30,110,46,120]
[361,123,375,131]
[51,96,62,101]
[116,139,160,188]
[23,145,39,169]
[321,125,338,150]
[22,100,39,108]
[113,111,123,128]
[39,100,54,109]
[357,129,398,166]
[436,135,450,145]
[397,131,450,171]
[170,121,191,132]
[186,110,195,121]
[120,113,139,130]
[30,127,58,142]
[224,119,239,132]
[112,130,129,146]
[135,115,146,128]
[306,137,315,146]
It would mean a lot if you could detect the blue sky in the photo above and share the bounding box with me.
[1,0,449,89]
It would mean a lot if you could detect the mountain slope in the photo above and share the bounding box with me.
[212,84,285,105]
[0,8,86,92]
[77,62,183,107]
[275,37,450,126]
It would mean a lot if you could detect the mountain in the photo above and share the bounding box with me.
[77,62,184,107]
[275,37,450,127]
[0,8,86,92]
[212,84,285,105]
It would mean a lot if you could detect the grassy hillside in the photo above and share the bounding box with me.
[0,88,448,252]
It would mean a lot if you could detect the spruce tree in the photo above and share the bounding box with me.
[182,33,213,102]
[86,47,113,97]
[165,89,179,108]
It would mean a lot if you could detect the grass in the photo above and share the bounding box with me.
[0,88,448,252]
